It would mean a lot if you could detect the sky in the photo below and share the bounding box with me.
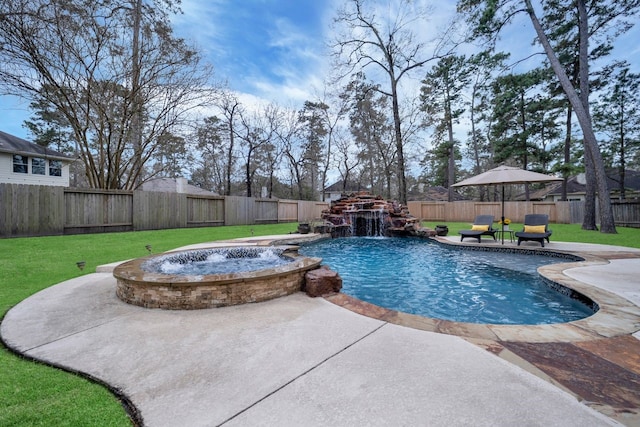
[1,0,639,142]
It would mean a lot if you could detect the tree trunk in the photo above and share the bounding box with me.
[245,148,253,197]
[582,148,598,230]
[391,79,407,204]
[619,124,626,199]
[469,84,486,201]
[561,105,572,201]
[130,0,143,189]
[445,91,455,202]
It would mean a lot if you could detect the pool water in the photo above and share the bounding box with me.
[299,237,594,325]
[142,248,293,275]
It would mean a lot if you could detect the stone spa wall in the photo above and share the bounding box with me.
[113,247,322,310]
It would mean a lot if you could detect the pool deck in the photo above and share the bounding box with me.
[1,234,640,426]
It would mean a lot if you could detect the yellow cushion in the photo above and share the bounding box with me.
[524,225,546,233]
[471,224,489,231]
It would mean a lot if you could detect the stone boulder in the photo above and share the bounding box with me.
[304,266,342,297]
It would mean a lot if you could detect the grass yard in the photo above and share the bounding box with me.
[1,222,638,425]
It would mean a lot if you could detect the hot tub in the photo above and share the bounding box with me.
[113,246,322,309]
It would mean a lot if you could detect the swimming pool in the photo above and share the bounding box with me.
[299,237,594,325]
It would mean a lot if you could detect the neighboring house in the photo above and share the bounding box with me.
[408,185,467,202]
[0,130,73,187]
[323,180,369,203]
[520,170,640,202]
[142,177,218,196]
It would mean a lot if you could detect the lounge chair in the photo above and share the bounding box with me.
[515,214,552,247]
[458,215,497,243]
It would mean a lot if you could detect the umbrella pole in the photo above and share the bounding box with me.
[501,185,505,245]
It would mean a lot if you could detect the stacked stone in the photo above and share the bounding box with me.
[319,191,424,237]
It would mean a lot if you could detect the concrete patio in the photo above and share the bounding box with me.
[2,234,639,426]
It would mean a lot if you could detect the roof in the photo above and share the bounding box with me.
[0,130,73,161]
[517,170,640,200]
[142,177,218,196]
[408,185,467,202]
[324,180,368,193]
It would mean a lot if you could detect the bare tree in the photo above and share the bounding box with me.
[234,104,279,197]
[334,129,361,189]
[215,90,243,195]
[310,86,350,201]
[277,108,309,200]
[332,0,442,204]
[0,0,215,189]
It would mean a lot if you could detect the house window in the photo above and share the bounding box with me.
[13,155,28,173]
[49,160,62,177]
[32,157,46,175]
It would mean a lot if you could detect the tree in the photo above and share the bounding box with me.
[234,105,279,198]
[0,0,214,189]
[463,50,510,200]
[593,62,640,199]
[24,95,88,187]
[305,87,349,201]
[333,128,361,190]
[150,131,190,179]
[456,0,640,233]
[193,116,229,194]
[420,55,471,201]
[488,69,560,194]
[23,97,74,152]
[538,0,636,221]
[215,90,242,196]
[341,72,397,198]
[298,101,329,201]
[332,0,440,204]
[276,108,308,200]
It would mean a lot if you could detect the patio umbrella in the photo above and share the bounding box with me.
[452,165,563,244]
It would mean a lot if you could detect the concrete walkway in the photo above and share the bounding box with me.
[2,235,639,426]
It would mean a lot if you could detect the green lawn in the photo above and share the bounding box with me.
[1,222,638,425]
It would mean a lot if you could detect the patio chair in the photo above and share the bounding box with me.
[515,214,553,247]
[458,215,497,243]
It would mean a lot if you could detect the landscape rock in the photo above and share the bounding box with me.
[304,266,342,297]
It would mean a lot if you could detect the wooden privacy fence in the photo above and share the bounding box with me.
[407,200,640,226]
[0,184,329,238]
[3,183,638,238]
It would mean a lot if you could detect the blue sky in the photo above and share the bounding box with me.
[1,0,638,141]
[173,0,336,104]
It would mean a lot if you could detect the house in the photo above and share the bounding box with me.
[0,130,73,187]
[520,170,640,202]
[408,184,467,201]
[142,177,218,196]
[323,180,369,203]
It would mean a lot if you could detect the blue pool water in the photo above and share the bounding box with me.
[299,237,594,325]
[142,248,292,275]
